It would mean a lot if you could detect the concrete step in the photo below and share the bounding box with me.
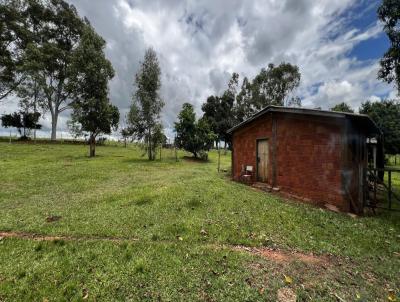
[252,182,273,192]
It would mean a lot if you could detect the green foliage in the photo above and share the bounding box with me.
[175,103,216,158]
[360,100,400,154]
[1,110,41,138]
[251,63,301,109]
[378,0,400,94]
[1,0,86,140]
[202,92,235,145]
[234,63,301,123]
[1,112,21,129]
[152,123,167,149]
[330,102,355,113]
[69,22,119,157]
[235,76,253,122]
[0,0,27,100]
[120,127,132,147]
[128,48,164,160]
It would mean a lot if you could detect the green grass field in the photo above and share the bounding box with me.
[0,143,399,301]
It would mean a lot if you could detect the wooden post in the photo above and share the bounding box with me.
[388,170,392,210]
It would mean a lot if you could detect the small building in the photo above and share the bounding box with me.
[228,106,383,213]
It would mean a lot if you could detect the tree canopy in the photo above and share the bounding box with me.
[330,102,354,113]
[377,0,400,95]
[0,0,87,140]
[0,0,28,100]
[201,92,235,147]
[1,110,41,139]
[360,100,400,154]
[175,103,216,159]
[251,63,301,110]
[233,63,301,123]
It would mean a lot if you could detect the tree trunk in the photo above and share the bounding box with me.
[89,135,96,157]
[224,141,227,155]
[51,110,58,141]
[124,138,127,148]
[33,80,37,143]
[218,142,221,172]
[148,130,153,160]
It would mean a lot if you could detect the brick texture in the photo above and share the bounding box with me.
[232,112,351,211]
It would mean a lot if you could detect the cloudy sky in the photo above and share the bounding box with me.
[0,0,396,139]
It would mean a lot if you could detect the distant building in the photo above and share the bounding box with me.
[228,106,383,214]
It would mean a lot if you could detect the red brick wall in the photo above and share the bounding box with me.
[232,112,349,210]
[232,114,272,182]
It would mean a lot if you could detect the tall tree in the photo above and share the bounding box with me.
[22,0,85,140]
[175,103,215,159]
[201,95,219,144]
[68,21,119,157]
[251,63,301,110]
[16,0,48,139]
[201,73,238,149]
[377,0,400,94]
[232,63,301,123]
[360,100,400,154]
[128,48,164,160]
[235,76,253,122]
[330,102,354,113]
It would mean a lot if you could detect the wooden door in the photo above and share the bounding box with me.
[257,139,269,182]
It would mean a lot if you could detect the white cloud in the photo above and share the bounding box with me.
[0,0,396,139]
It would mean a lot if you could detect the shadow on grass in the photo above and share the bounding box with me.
[182,156,209,164]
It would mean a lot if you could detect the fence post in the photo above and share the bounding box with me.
[388,170,392,210]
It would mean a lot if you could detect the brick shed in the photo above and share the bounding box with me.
[228,106,383,214]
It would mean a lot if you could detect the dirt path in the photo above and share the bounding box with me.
[1,231,335,266]
[0,231,139,243]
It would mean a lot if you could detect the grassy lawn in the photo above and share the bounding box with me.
[0,143,399,301]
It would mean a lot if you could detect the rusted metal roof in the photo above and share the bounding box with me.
[227,105,381,135]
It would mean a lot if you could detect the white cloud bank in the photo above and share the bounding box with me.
[0,0,395,138]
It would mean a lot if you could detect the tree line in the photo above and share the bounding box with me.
[1,0,400,159]
[172,62,302,158]
[0,0,119,156]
